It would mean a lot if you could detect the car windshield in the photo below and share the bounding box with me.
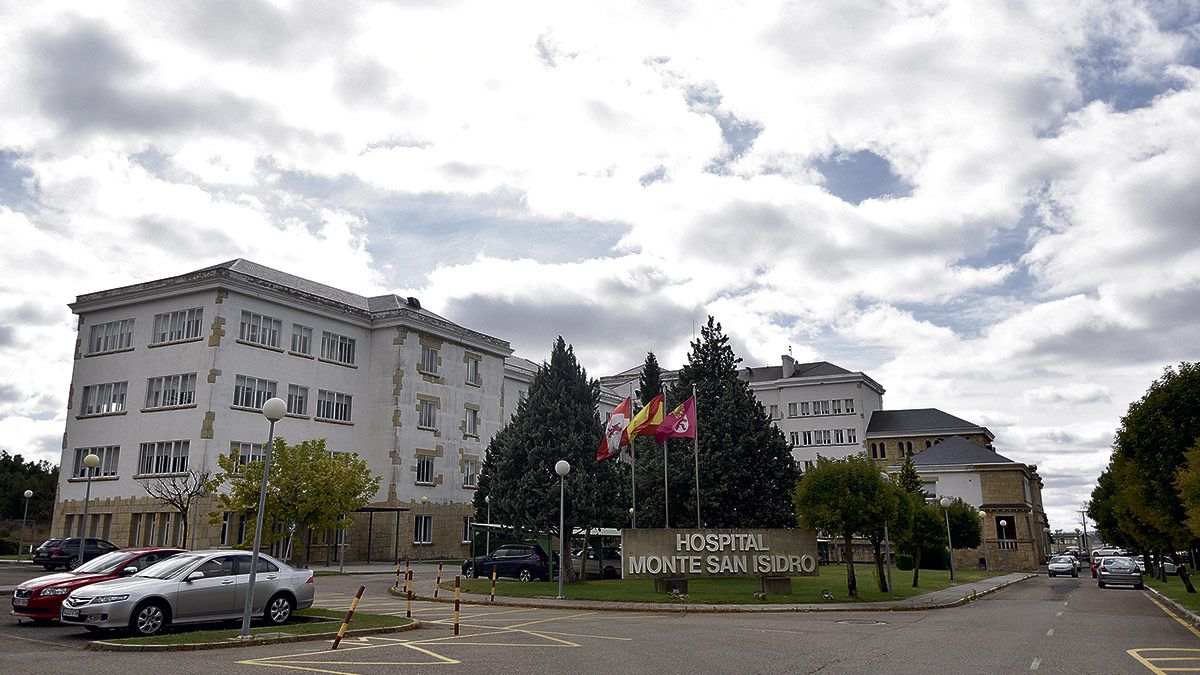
[39,539,62,548]
[1051,556,1073,563]
[1103,557,1135,569]
[136,553,204,579]
[74,551,139,575]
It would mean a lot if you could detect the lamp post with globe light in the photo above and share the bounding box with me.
[19,489,33,561]
[76,452,101,568]
[999,519,1009,571]
[940,496,956,584]
[555,460,570,599]
[239,397,287,640]
[979,510,990,571]
[485,495,491,555]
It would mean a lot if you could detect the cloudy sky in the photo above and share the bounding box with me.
[2,0,1198,532]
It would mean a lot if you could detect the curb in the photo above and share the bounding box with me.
[85,619,421,652]
[393,574,1036,614]
[1145,586,1200,629]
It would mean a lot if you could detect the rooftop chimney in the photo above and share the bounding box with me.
[782,354,795,378]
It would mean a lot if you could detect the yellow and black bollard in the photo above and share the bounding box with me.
[406,569,414,618]
[434,563,444,598]
[394,558,402,589]
[331,585,365,650]
[454,575,461,636]
[490,565,498,602]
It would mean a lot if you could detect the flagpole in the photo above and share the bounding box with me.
[661,385,669,529]
[693,384,701,527]
[630,440,637,528]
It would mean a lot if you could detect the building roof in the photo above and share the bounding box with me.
[866,408,993,439]
[741,361,851,383]
[908,436,1014,466]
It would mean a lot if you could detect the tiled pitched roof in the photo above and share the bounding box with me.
[909,436,1014,465]
[866,408,984,434]
[741,361,852,382]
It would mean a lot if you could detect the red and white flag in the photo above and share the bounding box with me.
[654,395,697,443]
[597,397,632,461]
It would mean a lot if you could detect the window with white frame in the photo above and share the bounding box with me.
[465,408,479,436]
[233,375,277,409]
[834,429,845,444]
[414,515,432,544]
[787,402,798,417]
[416,456,434,484]
[239,311,282,348]
[144,373,196,408]
[820,400,831,415]
[769,404,779,419]
[231,441,264,465]
[291,324,313,355]
[152,308,203,343]
[320,331,355,365]
[803,460,814,472]
[802,431,813,445]
[88,319,134,354]
[138,440,189,475]
[800,401,811,416]
[463,459,478,487]
[420,345,439,374]
[419,400,437,428]
[789,431,799,446]
[821,430,831,445]
[847,428,857,443]
[845,398,855,414]
[462,516,473,543]
[73,446,119,477]
[316,390,352,422]
[465,357,480,385]
[832,399,843,415]
[80,381,128,415]
[287,384,308,415]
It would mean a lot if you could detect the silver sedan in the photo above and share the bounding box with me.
[60,549,315,636]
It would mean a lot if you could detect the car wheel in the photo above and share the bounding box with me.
[66,557,79,571]
[603,566,617,580]
[1049,573,1055,577]
[1072,571,1078,578]
[265,593,294,626]
[464,565,476,579]
[43,565,56,571]
[1135,582,1145,590]
[518,567,533,582]
[129,601,169,637]
[1097,580,1105,588]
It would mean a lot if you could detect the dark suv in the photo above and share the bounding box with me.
[32,538,119,571]
[463,544,552,582]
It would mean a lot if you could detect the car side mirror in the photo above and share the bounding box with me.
[186,571,205,582]
[120,566,138,575]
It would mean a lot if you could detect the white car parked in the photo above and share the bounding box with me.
[1048,555,1079,578]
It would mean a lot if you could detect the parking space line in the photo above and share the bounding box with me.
[1129,648,1200,674]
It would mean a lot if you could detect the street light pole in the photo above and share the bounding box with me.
[19,489,33,562]
[940,496,956,584]
[485,495,491,555]
[880,472,893,599]
[76,453,100,568]
[979,510,990,571]
[419,496,429,561]
[239,397,287,640]
[999,519,1008,571]
[555,460,570,600]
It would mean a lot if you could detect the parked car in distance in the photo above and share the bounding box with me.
[463,544,551,582]
[570,547,622,579]
[1090,548,1123,578]
[1097,556,1143,589]
[59,550,315,636]
[1047,555,1079,578]
[32,538,120,571]
[12,548,184,621]
[1134,557,1178,575]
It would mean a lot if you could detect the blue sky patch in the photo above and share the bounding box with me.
[813,149,913,205]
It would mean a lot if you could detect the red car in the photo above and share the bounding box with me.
[11,548,184,621]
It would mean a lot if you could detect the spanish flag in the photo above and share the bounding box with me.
[623,393,664,444]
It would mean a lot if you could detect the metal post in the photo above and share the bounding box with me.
[943,506,956,583]
[77,465,94,567]
[486,498,491,555]
[19,491,32,562]
[693,385,701,527]
[884,520,894,600]
[239,417,278,639]
[980,511,990,571]
[558,472,565,599]
[630,442,637,528]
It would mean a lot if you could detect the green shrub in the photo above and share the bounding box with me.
[0,538,17,555]
[895,554,914,571]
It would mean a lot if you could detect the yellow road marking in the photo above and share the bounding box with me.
[1145,594,1200,640]
[1129,649,1200,674]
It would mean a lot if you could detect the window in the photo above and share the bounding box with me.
[287,384,308,415]
[787,402,798,417]
[803,460,814,472]
[73,446,119,477]
[834,429,845,444]
[462,516,473,543]
[847,428,857,443]
[870,443,879,459]
[416,456,434,484]
[80,381,128,415]
[800,401,810,416]
[789,431,799,446]
[231,441,264,465]
[291,324,313,354]
[463,459,478,487]
[316,390,352,422]
[88,319,134,354]
[138,440,189,475]
[320,331,356,365]
[152,308,203,343]
[414,515,432,544]
[239,311,282,348]
[420,345,439,374]
[802,431,813,446]
[465,408,479,436]
[821,430,831,445]
[234,375,277,409]
[419,400,437,428]
[144,373,196,408]
[845,398,855,414]
[832,399,843,415]
[769,404,778,419]
[996,517,1016,540]
[820,400,831,415]
[465,357,480,385]
[220,513,230,545]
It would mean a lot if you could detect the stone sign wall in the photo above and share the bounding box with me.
[621,528,819,580]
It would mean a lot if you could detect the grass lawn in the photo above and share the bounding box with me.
[100,608,412,646]
[1146,574,1200,614]
[449,566,1003,604]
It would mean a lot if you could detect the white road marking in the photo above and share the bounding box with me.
[1030,657,1041,670]
[1056,611,1062,617]
[1046,628,1054,636]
